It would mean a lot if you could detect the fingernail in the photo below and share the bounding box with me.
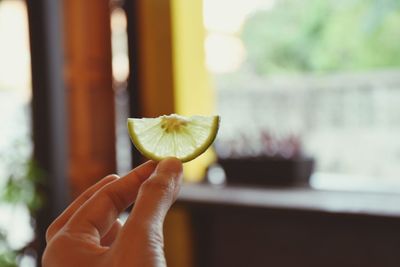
[155,158,183,181]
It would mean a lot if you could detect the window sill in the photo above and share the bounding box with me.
[178,183,400,218]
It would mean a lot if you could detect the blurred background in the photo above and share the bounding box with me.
[1,0,400,266]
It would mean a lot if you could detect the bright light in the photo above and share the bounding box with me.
[0,204,34,250]
[205,33,246,73]
[111,8,129,83]
[207,165,226,185]
[203,0,276,33]
[112,54,129,83]
[203,0,275,74]
[0,0,31,92]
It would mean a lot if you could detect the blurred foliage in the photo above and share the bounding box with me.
[0,229,17,267]
[0,251,17,267]
[242,0,400,75]
[0,138,44,212]
[0,139,44,266]
[1,159,44,213]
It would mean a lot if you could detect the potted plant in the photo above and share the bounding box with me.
[213,130,314,187]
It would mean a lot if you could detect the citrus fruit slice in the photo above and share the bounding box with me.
[127,114,220,162]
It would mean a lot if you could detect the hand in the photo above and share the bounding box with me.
[42,158,183,267]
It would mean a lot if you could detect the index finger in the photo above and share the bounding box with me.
[64,160,158,241]
[46,174,119,242]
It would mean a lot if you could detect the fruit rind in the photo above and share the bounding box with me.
[127,115,220,163]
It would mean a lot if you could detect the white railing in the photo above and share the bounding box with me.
[215,70,400,185]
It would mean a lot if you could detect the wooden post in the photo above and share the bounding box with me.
[27,0,68,263]
[125,0,175,117]
[124,0,176,167]
[63,0,116,197]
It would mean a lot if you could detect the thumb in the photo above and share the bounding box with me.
[119,158,183,242]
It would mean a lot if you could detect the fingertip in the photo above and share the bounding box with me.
[100,174,120,185]
[155,157,183,176]
[105,174,120,180]
[146,159,158,166]
[124,160,158,183]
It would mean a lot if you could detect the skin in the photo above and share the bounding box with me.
[42,157,183,267]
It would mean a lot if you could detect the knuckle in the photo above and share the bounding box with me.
[81,190,94,202]
[105,174,119,180]
[142,176,174,194]
[102,186,126,212]
[45,225,55,242]
[45,219,63,242]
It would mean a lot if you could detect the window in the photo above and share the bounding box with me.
[204,0,400,192]
[110,4,131,174]
[0,0,36,265]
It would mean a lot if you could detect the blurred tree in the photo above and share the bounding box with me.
[241,0,400,75]
[0,140,43,266]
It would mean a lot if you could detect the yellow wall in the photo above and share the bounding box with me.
[171,0,216,181]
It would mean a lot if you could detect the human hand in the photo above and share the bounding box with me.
[42,158,183,267]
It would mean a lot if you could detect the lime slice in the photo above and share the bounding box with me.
[127,114,220,162]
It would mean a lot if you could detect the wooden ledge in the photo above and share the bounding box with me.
[178,183,400,218]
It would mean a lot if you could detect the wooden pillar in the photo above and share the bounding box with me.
[125,0,175,118]
[124,0,175,166]
[27,0,69,263]
[63,0,116,197]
